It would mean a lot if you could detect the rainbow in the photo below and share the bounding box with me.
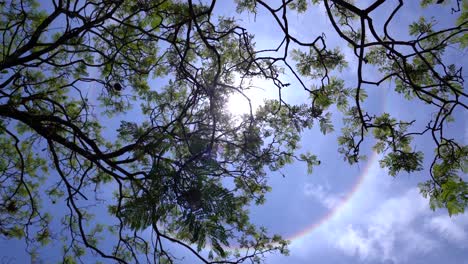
[285,84,388,241]
[218,151,379,251]
[286,151,378,241]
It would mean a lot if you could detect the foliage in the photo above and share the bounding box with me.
[0,0,466,263]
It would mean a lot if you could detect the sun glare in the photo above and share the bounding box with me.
[226,77,276,116]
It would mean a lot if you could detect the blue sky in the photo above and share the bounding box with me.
[215,1,468,264]
[0,0,467,263]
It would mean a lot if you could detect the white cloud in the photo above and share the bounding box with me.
[336,225,374,260]
[332,188,439,263]
[303,183,344,209]
[286,156,468,264]
[426,214,468,245]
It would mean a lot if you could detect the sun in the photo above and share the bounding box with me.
[226,77,276,116]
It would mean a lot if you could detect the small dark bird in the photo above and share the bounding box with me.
[113,82,123,91]
[436,0,444,4]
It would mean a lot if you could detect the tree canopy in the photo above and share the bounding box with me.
[0,0,466,263]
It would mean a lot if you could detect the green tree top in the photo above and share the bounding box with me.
[0,0,466,263]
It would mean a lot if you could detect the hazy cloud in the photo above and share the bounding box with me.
[426,214,468,246]
[332,188,439,263]
[303,183,344,209]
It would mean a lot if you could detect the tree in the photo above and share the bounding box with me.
[0,0,466,263]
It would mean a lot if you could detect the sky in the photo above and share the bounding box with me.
[217,1,468,264]
[0,0,467,264]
